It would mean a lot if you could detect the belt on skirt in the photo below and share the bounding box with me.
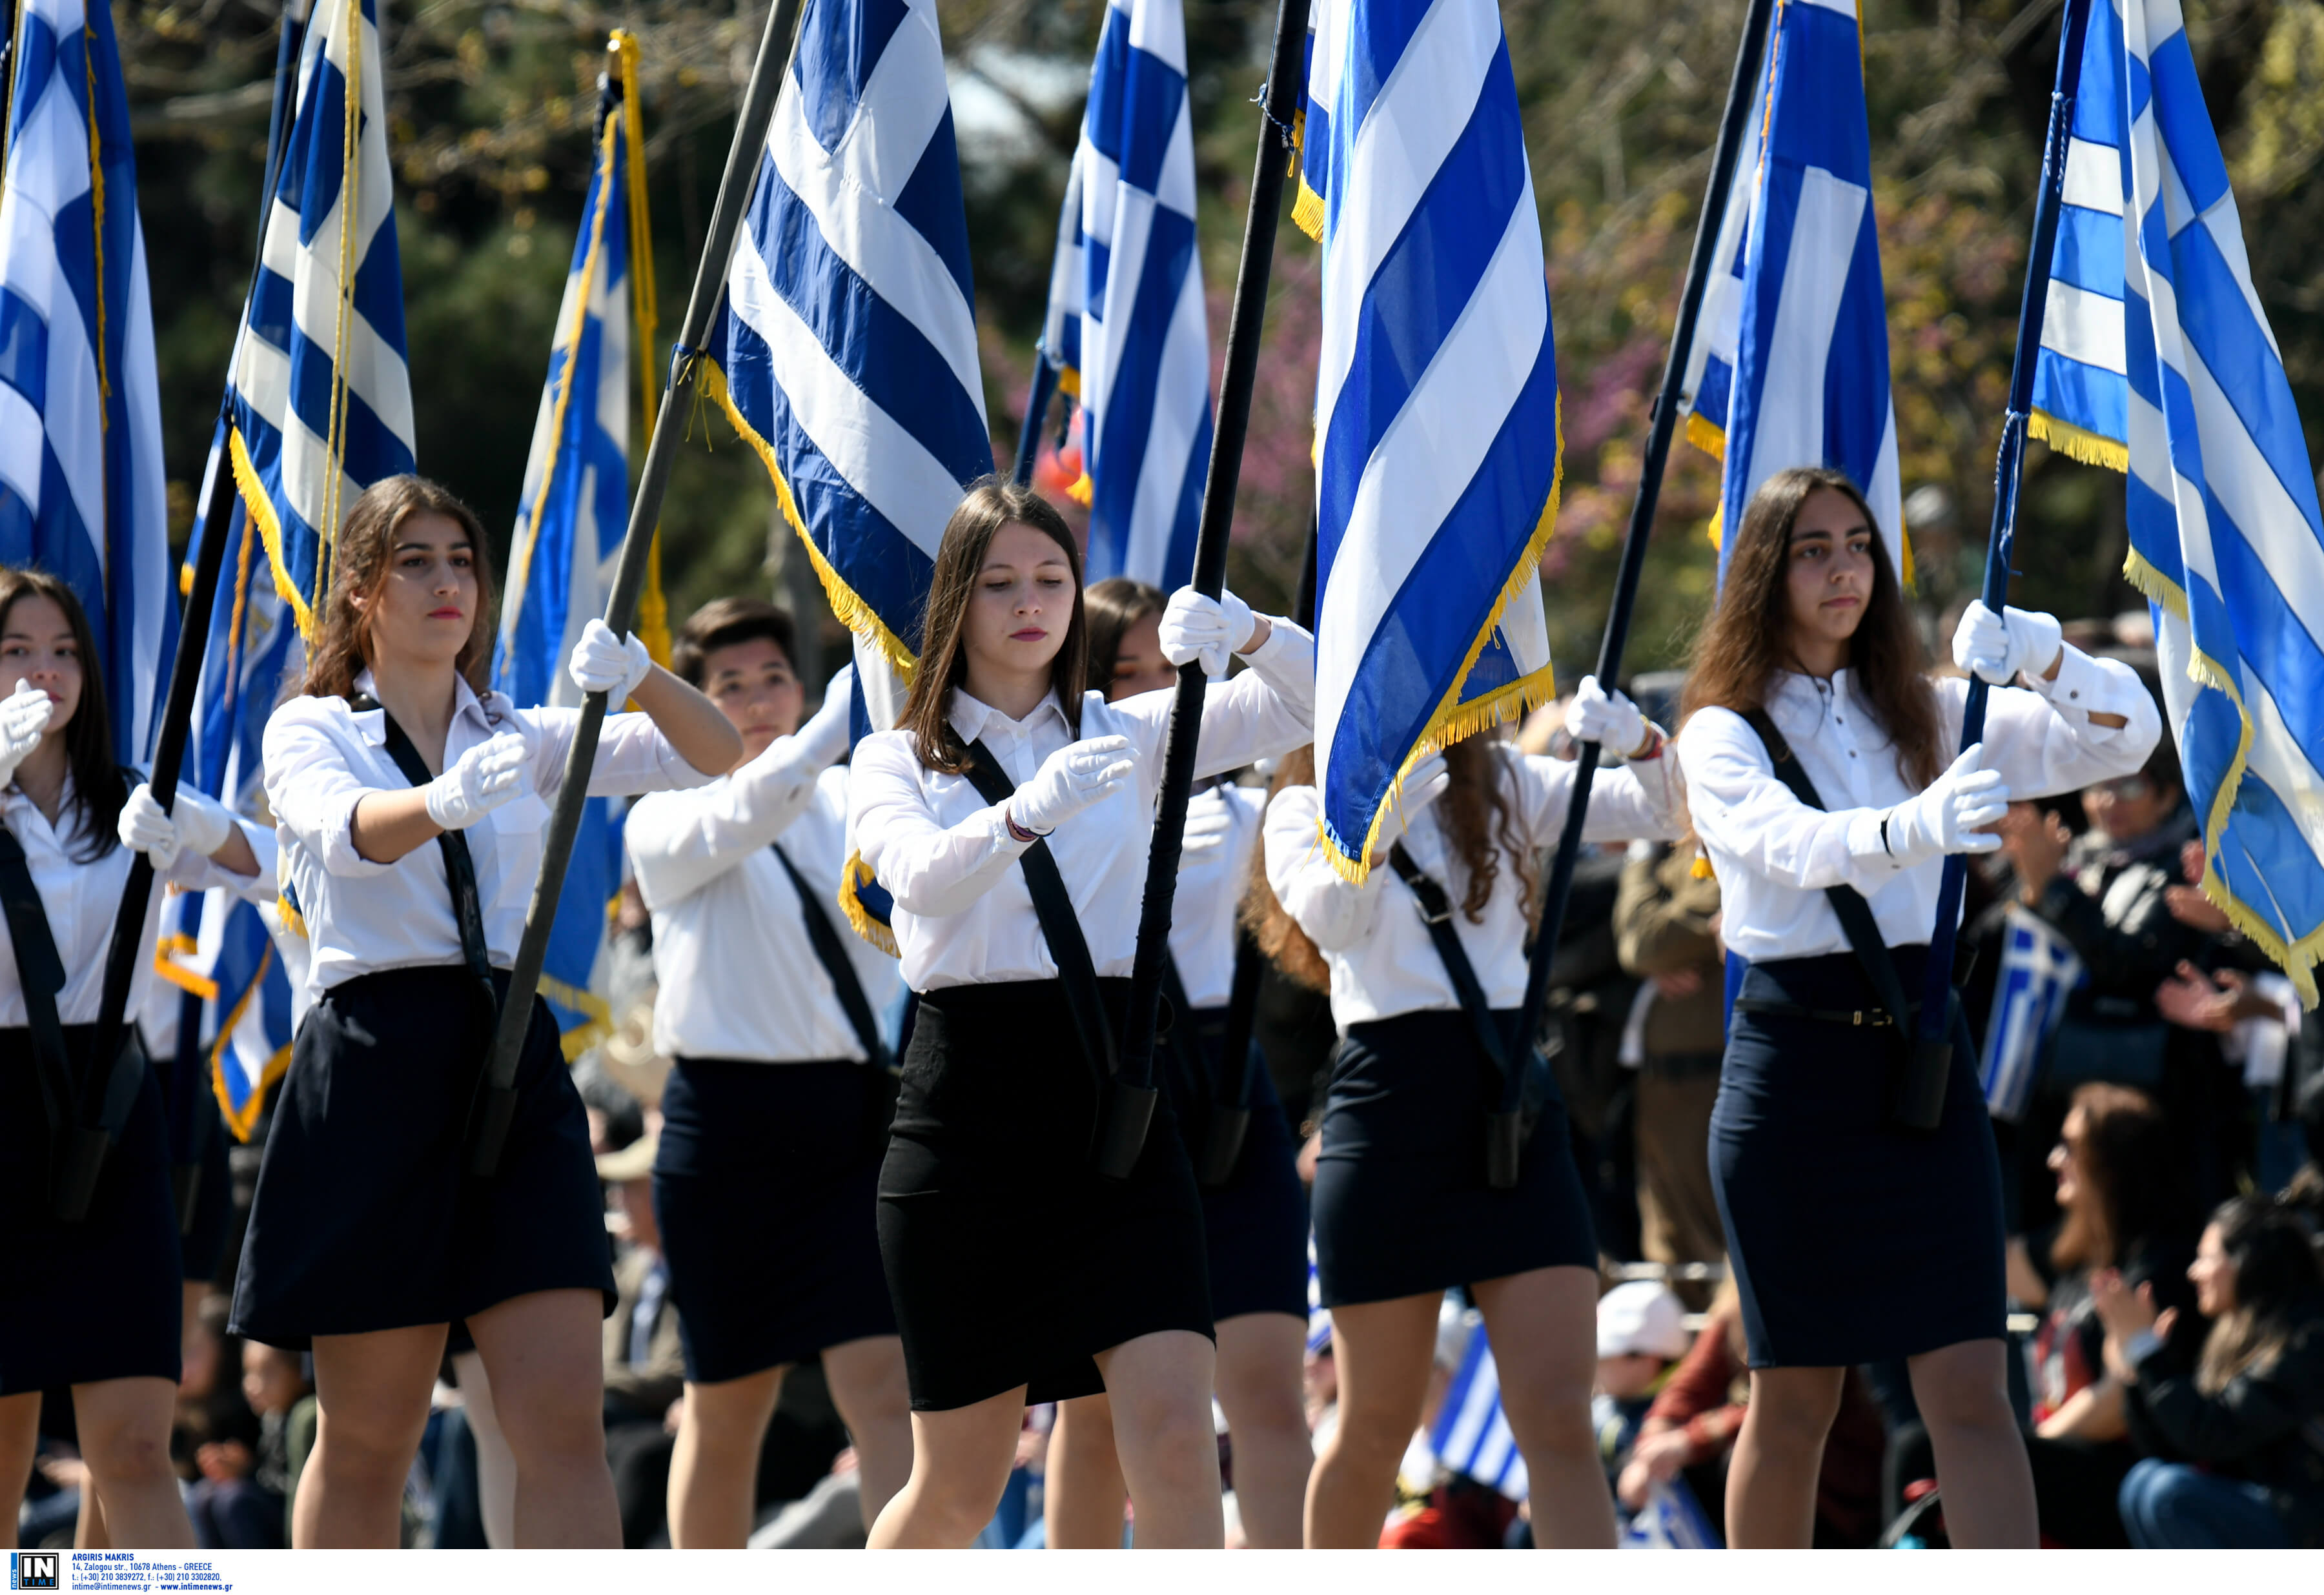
[1729,998,1920,1029]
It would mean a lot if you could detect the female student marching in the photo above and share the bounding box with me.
[624,597,913,1546]
[847,480,1314,1549]
[233,476,738,1549]
[1263,680,1682,1548]
[1675,465,2159,1547]
[0,569,273,1549]
[1043,579,1313,1549]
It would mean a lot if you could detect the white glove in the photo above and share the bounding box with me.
[568,618,654,700]
[0,679,53,787]
[1007,735,1136,836]
[423,729,532,831]
[1370,753,1452,858]
[1952,601,2063,686]
[118,784,236,869]
[1158,587,1258,678]
[1883,744,2010,864]
[1177,800,1236,869]
[1565,675,1649,757]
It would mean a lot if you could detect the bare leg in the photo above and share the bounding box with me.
[1473,1266,1616,1548]
[1043,1395,1128,1548]
[868,1387,1025,1549]
[1212,1312,1310,1550]
[666,1366,784,1548]
[1,1392,39,1549]
[820,1336,915,1533]
[449,1349,515,1549]
[1726,1365,1844,1548]
[467,1289,619,1548]
[75,1481,107,1549]
[1302,1292,1437,1549]
[298,1323,445,1547]
[1906,1339,2037,1548]
[69,1378,192,1547]
[1092,1329,1222,1548]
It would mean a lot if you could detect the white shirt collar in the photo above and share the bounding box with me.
[348,667,507,746]
[945,686,1072,747]
[1766,667,1854,739]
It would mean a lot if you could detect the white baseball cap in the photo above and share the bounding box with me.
[1596,1281,1690,1361]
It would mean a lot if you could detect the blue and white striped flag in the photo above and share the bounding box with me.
[225,0,416,637]
[1039,0,1214,588]
[708,0,994,943]
[1979,904,2086,1121]
[1430,1322,1528,1501]
[1707,0,1906,584]
[1295,0,1562,879]
[495,35,664,1051]
[1306,1233,1332,1355]
[2030,1,2324,1001]
[1620,1479,1720,1550]
[0,0,174,762]
[1677,54,1769,477]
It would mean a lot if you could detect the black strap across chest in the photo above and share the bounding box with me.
[770,842,891,1070]
[0,826,76,1157]
[347,695,497,1007]
[1387,841,1518,1093]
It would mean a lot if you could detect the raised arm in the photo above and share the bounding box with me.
[1261,782,1385,954]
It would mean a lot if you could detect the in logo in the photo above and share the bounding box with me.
[10,1551,59,1591]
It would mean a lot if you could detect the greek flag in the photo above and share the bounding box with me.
[2031,1,2324,1001]
[1620,1480,1720,1550]
[1039,0,1214,587]
[1677,59,1768,476]
[225,0,416,637]
[1430,1323,1527,1501]
[0,0,174,762]
[708,0,994,943]
[1700,0,1905,582]
[1296,0,1562,879]
[494,34,664,1051]
[1979,905,2086,1122]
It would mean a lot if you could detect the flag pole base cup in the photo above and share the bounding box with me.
[1484,1110,1524,1192]
[1196,1106,1250,1189]
[467,1086,519,1178]
[1095,1083,1159,1182]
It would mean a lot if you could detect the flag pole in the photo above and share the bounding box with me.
[471,0,809,1174]
[1510,0,1777,1082]
[1902,0,2093,1128]
[1101,0,1310,1181]
[61,1,315,1221]
[1013,348,1059,487]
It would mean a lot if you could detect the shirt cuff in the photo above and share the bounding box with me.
[1844,808,1896,866]
[2034,644,2109,715]
[1240,616,1316,699]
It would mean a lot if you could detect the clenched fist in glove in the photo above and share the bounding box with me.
[0,679,53,788]
[1157,587,1259,678]
[119,783,236,869]
[1565,675,1653,758]
[1882,744,2010,864]
[1952,601,2063,686]
[567,618,655,700]
[423,730,532,831]
[1006,735,1136,837]
[1369,753,1452,861]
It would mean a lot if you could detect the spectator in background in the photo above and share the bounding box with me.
[2003,1084,2197,1546]
[597,1129,686,1549]
[1593,1282,1689,1509]
[1613,839,1728,1304]
[2097,1196,2324,1547]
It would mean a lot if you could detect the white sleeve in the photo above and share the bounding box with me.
[1106,619,1317,790]
[519,706,722,800]
[1973,648,2163,800]
[159,818,281,903]
[1262,782,1385,952]
[262,706,394,880]
[848,733,1033,918]
[1509,748,1685,848]
[1678,707,1902,895]
[626,729,837,910]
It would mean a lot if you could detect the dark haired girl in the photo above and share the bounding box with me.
[236,476,737,1547]
[847,479,1314,1547]
[1676,465,2160,1547]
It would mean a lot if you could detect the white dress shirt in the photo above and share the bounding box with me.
[1169,782,1263,1010]
[1264,742,1683,1029]
[630,757,902,1063]
[849,621,1314,991]
[265,669,715,1002]
[0,775,264,1026]
[1677,648,2161,963]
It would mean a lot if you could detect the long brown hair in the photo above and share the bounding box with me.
[0,568,125,861]
[1083,576,1166,697]
[301,476,497,700]
[2050,1083,2182,1274]
[1436,737,1536,925]
[899,478,1088,773]
[1680,465,1942,789]
[2196,1195,2324,1394]
[1241,746,1331,992]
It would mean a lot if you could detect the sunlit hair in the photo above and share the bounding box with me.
[0,567,123,861]
[1679,465,1941,790]
[2195,1195,2324,1396]
[2050,1083,2183,1275]
[671,596,797,689]
[1435,737,1536,926]
[301,476,496,701]
[898,478,1088,774]
[1241,746,1330,993]
[1084,576,1167,699]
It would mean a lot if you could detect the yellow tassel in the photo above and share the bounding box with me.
[206,943,290,1143]
[2029,410,2130,472]
[1055,365,1081,401]
[274,891,309,940]
[1684,411,1726,460]
[1290,179,1327,243]
[539,975,616,1062]
[153,948,219,1002]
[1067,471,1094,507]
[230,425,320,638]
[839,851,901,957]
[1691,853,1715,880]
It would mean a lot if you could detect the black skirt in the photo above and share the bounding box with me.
[1,1028,181,1394]
[1312,1008,1596,1308]
[1164,1008,1309,1324]
[653,1056,897,1385]
[230,966,617,1350]
[877,978,1211,1410]
[1712,948,2006,1368]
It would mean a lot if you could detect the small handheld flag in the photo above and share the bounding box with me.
[1429,1321,1528,1502]
[1979,904,2086,1122]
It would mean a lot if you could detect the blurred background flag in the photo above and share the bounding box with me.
[1039,0,1214,588]
[1710,0,1906,585]
[1296,0,1562,880]
[706,0,994,944]
[1429,1321,1529,1502]
[494,32,664,1051]
[1978,904,2086,1123]
[224,0,415,638]
[1676,57,1768,478]
[2025,1,2324,1001]
[0,0,174,762]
